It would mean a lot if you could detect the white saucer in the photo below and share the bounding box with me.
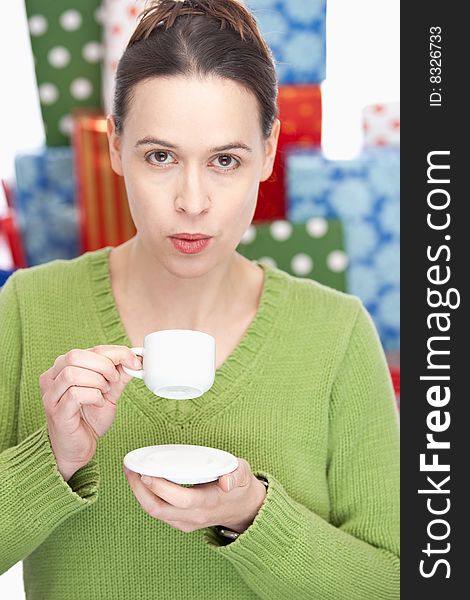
[123,444,239,484]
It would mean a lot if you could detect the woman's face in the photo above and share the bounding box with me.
[107,75,280,275]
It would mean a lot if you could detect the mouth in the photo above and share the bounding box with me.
[169,236,213,255]
[170,233,212,241]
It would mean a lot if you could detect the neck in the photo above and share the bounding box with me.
[112,236,256,331]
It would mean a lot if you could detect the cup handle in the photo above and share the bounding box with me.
[122,347,145,379]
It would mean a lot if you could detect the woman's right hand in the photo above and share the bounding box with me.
[39,346,142,482]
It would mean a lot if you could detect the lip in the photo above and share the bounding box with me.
[169,237,212,255]
[170,233,212,240]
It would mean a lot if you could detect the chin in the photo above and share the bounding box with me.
[164,254,215,279]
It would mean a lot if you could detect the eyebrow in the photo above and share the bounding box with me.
[134,136,253,153]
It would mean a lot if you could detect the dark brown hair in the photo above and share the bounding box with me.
[113,0,279,139]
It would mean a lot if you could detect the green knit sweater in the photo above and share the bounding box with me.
[0,246,400,599]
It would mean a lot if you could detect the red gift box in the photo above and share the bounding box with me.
[0,181,27,268]
[72,112,136,253]
[389,366,400,412]
[254,85,322,222]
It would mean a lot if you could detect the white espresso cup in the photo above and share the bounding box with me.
[122,329,216,400]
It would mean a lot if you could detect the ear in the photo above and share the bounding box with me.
[260,118,280,183]
[106,115,124,176]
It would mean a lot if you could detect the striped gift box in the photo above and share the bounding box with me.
[72,112,136,252]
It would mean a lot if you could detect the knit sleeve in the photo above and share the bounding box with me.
[202,301,400,599]
[0,273,100,575]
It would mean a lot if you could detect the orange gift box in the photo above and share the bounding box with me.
[254,85,322,222]
[72,112,136,253]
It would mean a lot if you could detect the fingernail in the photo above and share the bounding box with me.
[134,358,141,368]
[227,476,234,492]
[141,475,152,486]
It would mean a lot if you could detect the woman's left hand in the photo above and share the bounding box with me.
[123,458,267,534]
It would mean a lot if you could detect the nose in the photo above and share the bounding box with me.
[175,164,211,215]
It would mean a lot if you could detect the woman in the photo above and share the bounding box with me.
[0,1,400,598]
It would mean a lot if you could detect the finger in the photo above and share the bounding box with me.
[123,467,186,522]
[55,386,107,421]
[218,458,250,493]
[114,363,135,385]
[139,475,199,509]
[39,369,54,395]
[48,349,119,383]
[91,345,143,371]
[44,366,111,409]
[48,347,141,384]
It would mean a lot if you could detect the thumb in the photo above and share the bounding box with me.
[218,459,251,493]
[218,472,236,493]
[116,363,134,384]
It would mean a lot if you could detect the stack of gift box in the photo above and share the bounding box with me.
[279,100,400,403]
[10,0,137,266]
[238,1,352,293]
[6,0,400,402]
[238,5,400,360]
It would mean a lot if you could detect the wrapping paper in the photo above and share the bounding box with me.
[0,240,13,272]
[386,350,400,411]
[0,269,16,287]
[25,0,104,146]
[72,112,136,253]
[0,181,27,269]
[102,0,146,115]
[390,366,400,411]
[0,222,13,271]
[362,102,400,147]
[255,85,322,222]
[237,219,347,292]
[0,211,27,270]
[286,147,400,350]
[246,0,326,84]
[14,147,80,266]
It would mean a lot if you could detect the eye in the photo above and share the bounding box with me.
[145,150,174,166]
[212,155,240,171]
[144,150,241,172]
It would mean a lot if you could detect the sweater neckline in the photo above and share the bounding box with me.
[86,246,288,427]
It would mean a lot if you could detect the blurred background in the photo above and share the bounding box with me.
[0,1,399,595]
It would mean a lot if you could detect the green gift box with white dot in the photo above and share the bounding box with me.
[26,1,104,146]
[237,219,348,292]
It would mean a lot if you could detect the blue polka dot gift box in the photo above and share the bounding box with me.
[25,1,104,146]
[14,147,80,267]
[286,147,400,351]
[237,219,348,292]
[246,0,326,84]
